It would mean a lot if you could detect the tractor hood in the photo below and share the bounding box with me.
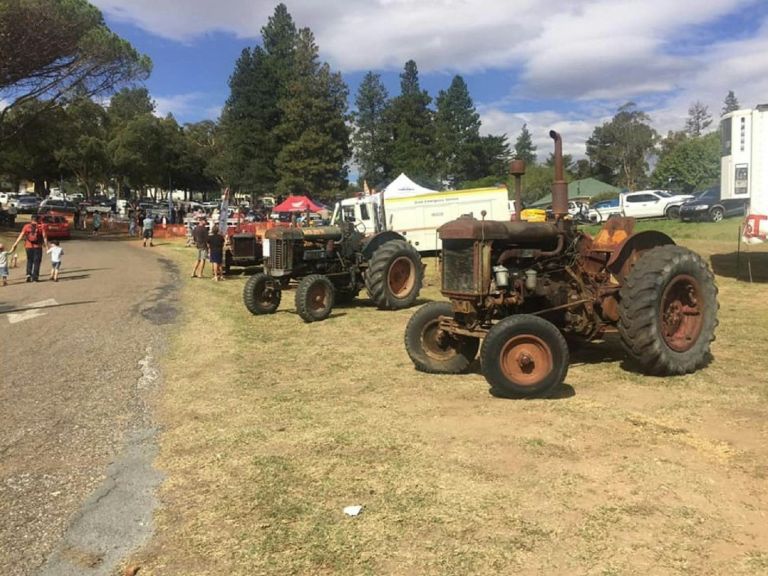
[439,216,560,244]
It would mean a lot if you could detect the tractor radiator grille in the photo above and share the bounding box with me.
[268,239,291,271]
[442,240,477,294]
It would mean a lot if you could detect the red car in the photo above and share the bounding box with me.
[39,214,71,239]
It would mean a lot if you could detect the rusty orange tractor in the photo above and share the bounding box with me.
[405,131,718,397]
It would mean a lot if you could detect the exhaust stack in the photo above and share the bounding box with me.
[509,159,526,220]
[549,130,568,219]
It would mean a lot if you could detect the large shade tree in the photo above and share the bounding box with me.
[586,102,658,190]
[0,0,150,138]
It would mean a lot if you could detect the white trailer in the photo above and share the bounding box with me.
[721,105,768,242]
[333,183,511,252]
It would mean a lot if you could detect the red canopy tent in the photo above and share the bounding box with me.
[272,195,324,213]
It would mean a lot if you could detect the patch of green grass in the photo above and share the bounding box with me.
[584,218,744,243]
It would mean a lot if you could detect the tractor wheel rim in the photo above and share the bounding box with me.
[499,335,553,387]
[258,281,275,306]
[422,319,457,360]
[388,256,415,298]
[308,283,329,312]
[660,274,704,352]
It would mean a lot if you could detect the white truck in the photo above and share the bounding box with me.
[588,190,693,222]
[721,105,768,243]
[332,177,511,252]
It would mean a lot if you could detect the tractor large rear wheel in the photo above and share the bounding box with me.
[243,273,282,315]
[405,302,479,374]
[480,315,569,398]
[295,274,335,323]
[365,240,423,310]
[618,245,718,375]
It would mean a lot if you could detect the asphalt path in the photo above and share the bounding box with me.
[0,236,179,575]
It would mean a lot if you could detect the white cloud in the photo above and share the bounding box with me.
[153,92,218,120]
[479,106,606,160]
[92,0,768,153]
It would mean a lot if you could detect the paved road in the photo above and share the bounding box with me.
[0,237,179,576]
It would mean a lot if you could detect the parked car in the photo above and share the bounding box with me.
[0,192,18,207]
[620,190,694,219]
[0,206,16,225]
[39,214,71,239]
[39,198,78,214]
[15,195,41,213]
[679,187,747,222]
[588,198,621,223]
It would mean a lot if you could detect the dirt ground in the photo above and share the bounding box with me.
[123,233,768,576]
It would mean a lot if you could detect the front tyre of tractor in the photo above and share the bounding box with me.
[480,315,569,398]
[365,240,423,310]
[243,273,282,315]
[618,245,718,375]
[295,274,335,323]
[405,302,479,374]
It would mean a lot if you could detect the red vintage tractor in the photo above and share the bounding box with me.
[405,131,718,397]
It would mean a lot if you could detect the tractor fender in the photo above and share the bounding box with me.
[361,230,409,260]
[606,230,675,276]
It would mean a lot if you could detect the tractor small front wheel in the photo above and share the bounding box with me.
[405,302,479,374]
[295,274,335,323]
[243,273,281,315]
[480,315,569,398]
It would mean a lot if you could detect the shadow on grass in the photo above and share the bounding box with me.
[488,382,576,400]
[710,251,768,283]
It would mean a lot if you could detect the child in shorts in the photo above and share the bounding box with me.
[0,243,9,286]
[47,240,64,282]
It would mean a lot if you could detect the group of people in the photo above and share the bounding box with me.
[190,218,226,281]
[1,215,64,285]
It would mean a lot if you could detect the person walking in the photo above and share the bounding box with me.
[92,211,102,236]
[47,240,64,282]
[11,214,48,282]
[142,213,155,247]
[128,212,136,236]
[207,224,225,281]
[191,218,209,278]
[0,243,10,286]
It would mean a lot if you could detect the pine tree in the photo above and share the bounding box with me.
[275,28,350,198]
[434,75,482,186]
[514,123,537,165]
[351,72,389,187]
[384,60,435,182]
[685,101,713,137]
[215,46,280,194]
[722,90,740,115]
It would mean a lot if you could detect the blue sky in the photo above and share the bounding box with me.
[93,0,768,160]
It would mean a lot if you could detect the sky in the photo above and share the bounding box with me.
[92,0,768,162]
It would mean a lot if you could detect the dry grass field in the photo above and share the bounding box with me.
[114,222,767,575]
